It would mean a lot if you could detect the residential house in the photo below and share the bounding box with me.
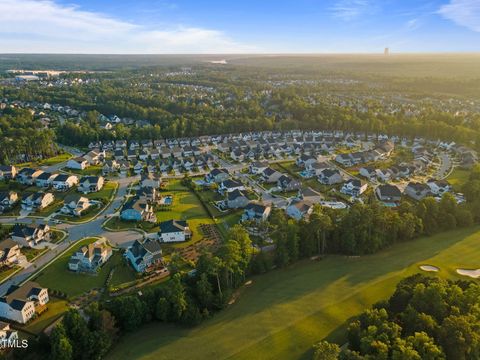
[219,179,245,194]
[286,199,314,220]
[78,176,105,193]
[277,175,302,192]
[249,161,269,175]
[83,150,104,165]
[0,165,17,180]
[0,192,19,214]
[118,160,130,176]
[427,179,452,196]
[261,167,283,183]
[375,169,392,182]
[376,184,402,203]
[66,157,89,170]
[17,168,43,185]
[359,166,376,180]
[68,239,113,272]
[341,179,368,197]
[21,192,54,210]
[298,187,324,204]
[102,160,120,175]
[335,154,354,167]
[158,220,192,243]
[114,150,125,161]
[206,168,229,183]
[318,169,343,185]
[306,161,330,176]
[61,194,91,216]
[35,172,57,188]
[226,189,250,209]
[296,154,318,168]
[242,202,271,222]
[133,161,144,175]
[0,321,19,344]
[120,197,156,222]
[141,173,162,189]
[0,239,22,266]
[52,174,78,191]
[127,150,137,161]
[125,239,162,273]
[11,224,50,247]
[0,282,49,324]
[404,182,432,201]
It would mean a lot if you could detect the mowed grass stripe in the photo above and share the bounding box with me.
[107,226,480,360]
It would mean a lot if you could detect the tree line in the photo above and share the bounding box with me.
[312,274,480,360]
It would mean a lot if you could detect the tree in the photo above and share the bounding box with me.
[312,341,341,360]
[196,273,214,310]
[50,324,73,360]
[166,274,187,321]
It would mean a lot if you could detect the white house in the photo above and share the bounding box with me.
[427,179,452,196]
[0,282,49,324]
[52,174,78,191]
[125,239,163,273]
[11,224,50,247]
[67,157,89,170]
[78,176,105,193]
[21,192,55,211]
[68,238,112,272]
[341,179,368,197]
[157,220,192,243]
[61,195,91,216]
[286,199,314,220]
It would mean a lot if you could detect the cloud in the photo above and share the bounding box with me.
[330,0,375,21]
[0,0,255,53]
[438,0,480,32]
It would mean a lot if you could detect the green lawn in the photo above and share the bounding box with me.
[34,238,135,298]
[66,165,103,176]
[17,297,69,335]
[447,168,471,191]
[107,226,480,360]
[155,190,215,247]
[39,153,72,166]
[0,266,21,283]
[85,181,117,201]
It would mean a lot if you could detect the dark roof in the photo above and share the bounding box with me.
[377,184,402,197]
[12,224,36,238]
[227,189,247,201]
[1,281,45,308]
[222,179,242,188]
[159,220,188,234]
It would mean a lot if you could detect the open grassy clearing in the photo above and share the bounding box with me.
[107,226,480,360]
[34,238,136,298]
[447,168,470,191]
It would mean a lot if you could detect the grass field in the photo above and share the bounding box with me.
[447,168,471,191]
[17,297,69,335]
[155,190,215,246]
[34,238,136,298]
[107,226,480,360]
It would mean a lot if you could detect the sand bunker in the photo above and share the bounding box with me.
[419,265,439,272]
[456,268,480,279]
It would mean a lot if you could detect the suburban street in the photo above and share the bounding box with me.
[0,175,141,295]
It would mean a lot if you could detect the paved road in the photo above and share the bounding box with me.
[0,176,141,295]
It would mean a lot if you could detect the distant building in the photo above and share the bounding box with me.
[384,47,390,56]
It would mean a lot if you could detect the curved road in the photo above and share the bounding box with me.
[0,176,141,295]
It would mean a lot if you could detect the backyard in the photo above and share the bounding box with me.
[34,238,136,298]
[107,225,480,360]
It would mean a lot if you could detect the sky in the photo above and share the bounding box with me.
[0,0,479,53]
